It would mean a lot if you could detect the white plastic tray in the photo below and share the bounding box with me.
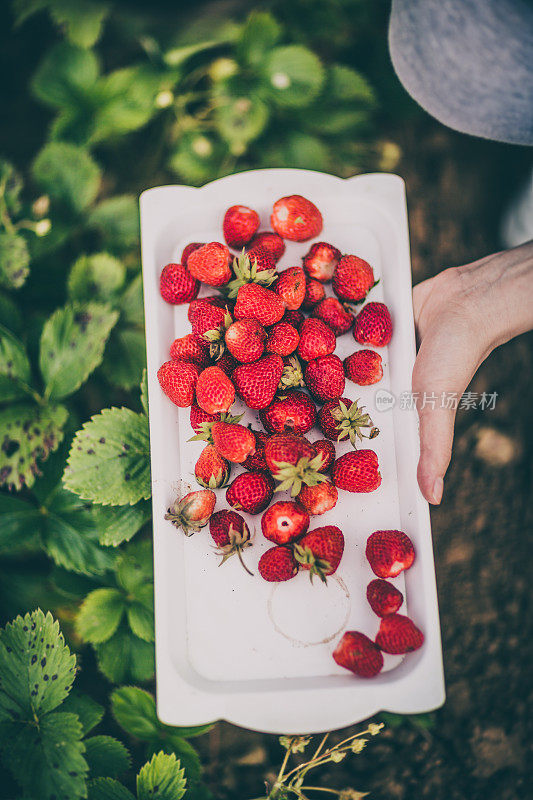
[140,169,445,734]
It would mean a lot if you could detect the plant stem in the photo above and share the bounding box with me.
[276,743,293,782]
[312,733,330,761]
[298,788,340,795]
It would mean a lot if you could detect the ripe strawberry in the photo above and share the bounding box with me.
[234,283,285,326]
[297,481,338,515]
[159,263,199,305]
[312,439,336,472]
[224,248,277,299]
[248,230,285,262]
[226,471,274,514]
[271,195,323,241]
[278,355,305,391]
[242,430,269,472]
[333,631,384,677]
[209,510,253,574]
[318,398,378,446]
[344,349,383,385]
[181,242,204,266]
[297,318,336,361]
[191,304,232,357]
[332,449,381,493]
[170,334,210,367]
[302,242,341,282]
[282,308,304,329]
[233,354,284,409]
[312,298,354,336]
[366,579,404,617]
[216,351,238,376]
[195,366,235,414]
[211,420,256,463]
[302,278,326,309]
[225,318,266,362]
[188,295,226,324]
[223,205,260,247]
[260,390,317,435]
[164,489,215,535]
[258,546,298,582]
[274,267,306,310]
[158,359,201,407]
[188,242,232,286]
[190,404,221,435]
[265,322,299,356]
[332,255,375,302]
[264,433,327,496]
[365,530,415,578]
[305,354,345,402]
[353,302,393,347]
[294,525,344,582]
[375,614,424,654]
[261,501,309,544]
[195,444,231,488]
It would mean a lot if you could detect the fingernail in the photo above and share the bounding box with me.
[432,477,444,504]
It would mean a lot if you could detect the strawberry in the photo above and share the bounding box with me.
[164,489,215,536]
[265,322,299,356]
[233,354,284,409]
[223,205,260,247]
[304,354,345,402]
[224,248,277,299]
[297,481,338,516]
[332,449,382,493]
[366,579,404,617]
[226,471,274,514]
[195,444,231,488]
[312,298,354,336]
[365,530,415,578]
[211,420,256,463]
[248,230,286,263]
[274,266,306,310]
[282,308,304,329]
[188,242,232,286]
[318,398,378,446]
[302,242,341,282]
[188,295,226,324]
[216,351,238,375]
[271,195,323,241]
[242,430,269,472]
[312,439,336,472]
[258,546,298,582]
[264,433,327,496]
[170,334,210,367]
[344,349,383,385]
[260,390,317,435]
[191,304,232,357]
[190,404,221,435]
[302,278,326,309]
[261,500,309,544]
[297,318,336,361]
[375,614,424,654]
[333,631,384,677]
[195,366,235,414]
[278,355,305,391]
[224,318,266,362]
[181,242,204,266]
[234,283,285,326]
[209,510,253,575]
[159,263,199,305]
[332,255,375,302]
[353,302,393,347]
[158,359,201,407]
[294,525,344,582]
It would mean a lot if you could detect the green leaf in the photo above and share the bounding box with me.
[237,11,281,67]
[137,752,186,800]
[0,402,67,491]
[0,158,23,216]
[91,66,162,143]
[32,141,101,212]
[40,302,119,400]
[85,735,131,778]
[63,407,151,505]
[0,325,32,402]
[68,253,126,302]
[126,584,154,642]
[87,196,140,251]
[48,0,109,48]
[32,41,99,107]
[151,737,202,784]
[0,493,41,551]
[62,691,104,735]
[303,64,375,136]
[88,777,136,800]
[115,540,153,593]
[262,45,324,108]
[101,327,146,391]
[214,95,268,151]
[0,231,30,290]
[262,132,330,171]
[111,686,159,740]
[93,501,151,547]
[140,369,149,417]
[95,626,154,684]
[168,132,227,186]
[76,588,126,644]
[120,274,144,326]
[0,291,23,332]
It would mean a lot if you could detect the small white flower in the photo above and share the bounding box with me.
[271,71,291,89]
[192,136,213,157]
[35,219,51,237]
[155,90,174,108]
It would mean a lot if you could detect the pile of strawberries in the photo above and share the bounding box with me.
[157,194,422,678]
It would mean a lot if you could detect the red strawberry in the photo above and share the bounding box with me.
[248,230,286,262]
[365,530,415,578]
[195,444,231,488]
[271,195,323,241]
[191,304,232,356]
[188,295,226,324]
[366,579,404,617]
[353,302,393,347]
[188,242,232,286]
[302,242,341,282]
[195,366,235,414]
[223,205,260,247]
[282,308,304,329]
[234,283,285,326]
[224,318,266,363]
[190,404,221,435]
[294,525,344,582]
[261,501,309,544]
[375,614,424,654]
[318,397,378,445]
[312,298,354,336]
[216,351,238,376]
[312,439,336,472]
[297,481,338,515]
[224,249,277,299]
[258,546,298,582]
[265,322,299,356]
[332,449,382,493]
[302,278,326,309]
[164,489,215,535]
[333,631,384,677]
[233,354,284,409]
[242,430,269,472]
[158,359,201,407]
[226,471,274,514]
[297,318,336,361]
[344,349,383,385]
[274,267,306,310]
[159,263,199,305]
[209,510,253,574]
[211,420,256,463]
[181,242,204,266]
[264,433,326,496]
[304,354,345,402]
[170,334,210,367]
[260,390,317,435]
[278,355,305,391]
[332,255,375,302]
